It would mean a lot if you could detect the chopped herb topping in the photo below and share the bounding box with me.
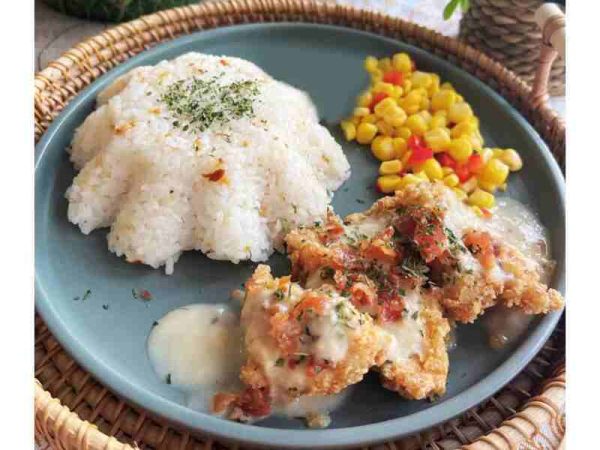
[160,77,260,132]
[274,289,285,301]
[275,358,285,367]
[320,266,335,280]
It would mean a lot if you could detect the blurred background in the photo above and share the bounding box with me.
[35,0,564,115]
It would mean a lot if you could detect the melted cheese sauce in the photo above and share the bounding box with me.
[487,198,553,282]
[381,289,424,362]
[147,304,244,407]
[482,305,533,349]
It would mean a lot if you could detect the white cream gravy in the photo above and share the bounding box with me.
[147,303,244,409]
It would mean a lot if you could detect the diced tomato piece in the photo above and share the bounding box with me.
[363,242,399,265]
[379,296,405,323]
[270,312,301,355]
[203,168,226,182]
[407,135,424,150]
[480,207,492,218]
[238,388,271,417]
[414,219,448,263]
[455,164,472,183]
[383,70,404,86]
[464,230,496,269]
[369,92,389,110]
[466,154,484,173]
[295,292,327,317]
[350,282,377,308]
[408,146,433,164]
[436,152,457,169]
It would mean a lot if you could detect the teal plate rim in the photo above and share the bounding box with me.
[35,23,565,449]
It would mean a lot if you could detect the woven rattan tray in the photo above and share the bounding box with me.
[34,1,566,448]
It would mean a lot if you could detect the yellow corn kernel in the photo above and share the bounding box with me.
[391,85,404,99]
[379,159,403,175]
[414,171,430,181]
[419,110,432,123]
[480,148,494,164]
[371,71,383,83]
[374,97,397,117]
[403,89,422,105]
[353,107,370,117]
[492,148,504,158]
[340,120,356,141]
[362,113,377,124]
[470,133,483,151]
[468,188,495,209]
[480,159,509,185]
[448,102,474,124]
[373,82,396,96]
[456,94,464,103]
[397,127,412,140]
[471,205,484,217]
[431,89,457,112]
[442,166,454,176]
[386,110,408,128]
[430,115,447,129]
[428,73,441,97]
[357,91,373,108]
[447,137,474,163]
[378,57,392,72]
[420,158,444,180]
[424,127,451,152]
[350,116,361,126]
[440,82,455,91]
[377,175,402,193]
[364,56,379,73]
[452,187,467,200]
[402,79,412,93]
[371,136,395,161]
[376,120,394,137]
[405,114,428,136]
[500,148,523,171]
[392,137,407,157]
[399,173,422,188]
[460,176,478,193]
[499,183,507,191]
[411,71,432,89]
[420,97,430,111]
[392,53,413,73]
[467,115,480,128]
[356,122,378,144]
[478,179,497,193]
[451,121,477,139]
[443,173,460,187]
[401,150,412,167]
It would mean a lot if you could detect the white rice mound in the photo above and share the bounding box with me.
[66,53,350,273]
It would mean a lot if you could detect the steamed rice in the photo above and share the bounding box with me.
[66,53,350,273]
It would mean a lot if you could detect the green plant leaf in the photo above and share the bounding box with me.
[443,0,461,20]
[460,0,470,13]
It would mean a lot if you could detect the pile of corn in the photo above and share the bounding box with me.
[340,53,523,217]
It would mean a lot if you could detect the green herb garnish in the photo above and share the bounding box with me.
[160,77,260,133]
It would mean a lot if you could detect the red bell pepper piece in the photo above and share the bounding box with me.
[436,152,457,169]
[467,153,484,173]
[383,70,404,86]
[455,164,472,183]
[407,135,424,150]
[409,146,434,164]
[369,92,389,111]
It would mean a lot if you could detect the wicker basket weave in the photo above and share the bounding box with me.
[459,0,565,96]
[34,1,566,449]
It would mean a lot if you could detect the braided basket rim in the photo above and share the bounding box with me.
[34,1,566,449]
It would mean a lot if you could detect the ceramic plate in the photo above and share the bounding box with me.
[35,23,565,449]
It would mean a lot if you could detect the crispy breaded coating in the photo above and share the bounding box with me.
[214,265,388,421]
[377,289,450,400]
[286,208,451,400]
